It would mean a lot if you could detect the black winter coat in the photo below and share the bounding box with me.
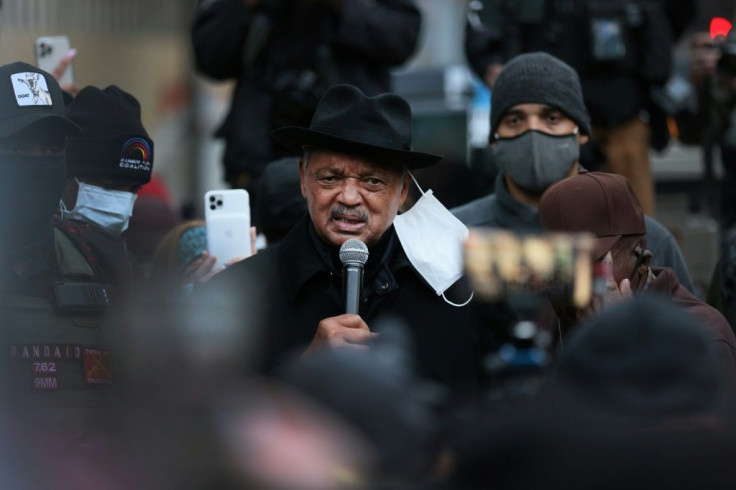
[204,216,515,397]
[464,0,680,129]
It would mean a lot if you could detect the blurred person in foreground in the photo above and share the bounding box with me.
[537,171,736,386]
[273,319,441,487]
[549,297,735,430]
[191,0,423,226]
[106,261,380,489]
[57,85,154,289]
[205,84,514,400]
[442,298,736,490]
[452,52,694,292]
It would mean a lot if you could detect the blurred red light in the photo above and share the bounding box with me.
[711,17,733,40]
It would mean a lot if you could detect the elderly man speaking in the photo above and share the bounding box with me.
[205,84,511,395]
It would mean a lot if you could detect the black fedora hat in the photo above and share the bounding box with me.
[272,84,442,169]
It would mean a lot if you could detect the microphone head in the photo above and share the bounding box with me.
[339,238,369,267]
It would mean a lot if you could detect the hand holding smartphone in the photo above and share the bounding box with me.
[35,35,75,87]
[204,189,253,269]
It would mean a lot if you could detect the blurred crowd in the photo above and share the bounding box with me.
[3,0,736,489]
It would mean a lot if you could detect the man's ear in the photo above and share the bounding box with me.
[578,134,589,146]
[399,171,411,206]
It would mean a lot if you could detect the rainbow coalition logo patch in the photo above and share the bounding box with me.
[119,137,152,172]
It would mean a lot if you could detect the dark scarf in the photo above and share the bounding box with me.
[307,222,400,313]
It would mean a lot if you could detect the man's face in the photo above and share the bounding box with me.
[300,149,410,247]
[495,103,588,144]
[593,236,646,290]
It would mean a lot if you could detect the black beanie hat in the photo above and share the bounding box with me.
[65,85,153,185]
[490,52,591,140]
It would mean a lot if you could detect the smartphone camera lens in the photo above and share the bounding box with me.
[210,204,216,211]
[209,196,216,203]
[217,200,223,207]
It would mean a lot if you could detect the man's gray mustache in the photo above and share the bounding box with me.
[331,205,368,221]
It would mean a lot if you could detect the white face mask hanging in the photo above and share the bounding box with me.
[60,180,137,236]
[394,173,473,307]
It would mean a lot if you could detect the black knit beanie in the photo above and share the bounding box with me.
[65,85,153,185]
[490,52,591,140]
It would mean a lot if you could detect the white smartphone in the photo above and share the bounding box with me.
[204,189,252,269]
[35,35,74,86]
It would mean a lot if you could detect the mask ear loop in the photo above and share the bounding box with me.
[59,177,82,218]
[59,199,71,217]
[441,290,474,307]
[407,171,425,197]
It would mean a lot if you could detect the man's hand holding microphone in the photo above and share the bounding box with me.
[303,238,377,355]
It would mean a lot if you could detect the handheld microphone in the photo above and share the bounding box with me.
[339,238,369,315]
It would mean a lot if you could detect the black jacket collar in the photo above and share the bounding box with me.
[278,216,411,303]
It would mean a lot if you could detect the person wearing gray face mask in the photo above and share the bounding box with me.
[452,52,695,293]
[493,127,581,194]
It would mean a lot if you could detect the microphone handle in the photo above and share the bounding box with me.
[342,264,364,315]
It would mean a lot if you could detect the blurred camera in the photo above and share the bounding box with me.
[464,228,595,308]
